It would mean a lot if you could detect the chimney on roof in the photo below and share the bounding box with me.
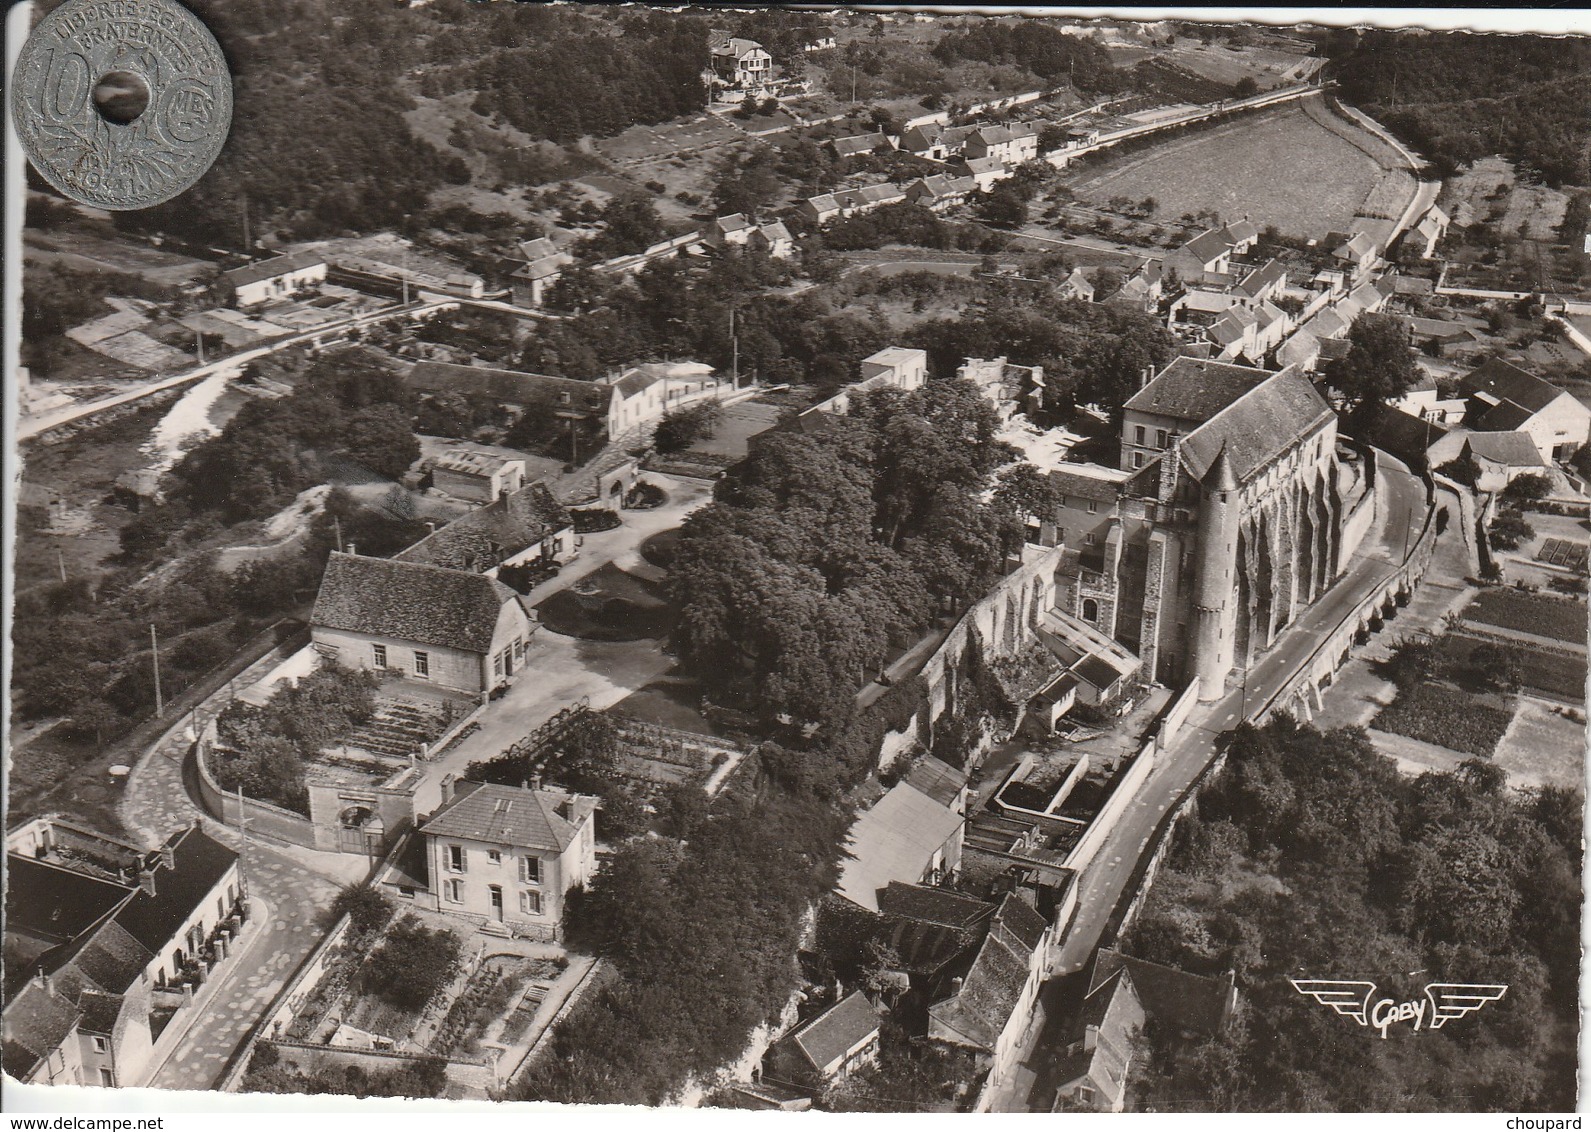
[138,868,157,897]
[346,542,357,556]
[440,773,456,804]
[950,976,964,997]
[528,774,542,792]
[426,521,436,534]
[161,842,176,869]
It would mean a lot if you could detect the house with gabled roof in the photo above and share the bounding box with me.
[767,990,882,1085]
[406,361,623,441]
[1164,227,1239,283]
[1057,268,1095,303]
[834,779,965,913]
[876,881,995,984]
[751,219,795,259]
[3,820,245,1089]
[427,449,526,504]
[1459,356,1591,463]
[963,121,1038,166]
[710,36,773,94]
[827,131,889,160]
[510,237,575,309]
[406,779,597,938]
[927,894,1052,1095]
[707,213,755,248]
[1054,948,1235,1111]
[1410,204,1450,259]
[1332,230,1380,279]
[906,174,978,212]
[220,250,327,308]
[310,551,535,693]
[950,155,1008,192]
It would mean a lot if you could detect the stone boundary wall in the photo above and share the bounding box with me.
[191,739,320,850]
[1062,739,1159,874]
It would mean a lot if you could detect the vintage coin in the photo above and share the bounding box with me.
[9,0,232,210]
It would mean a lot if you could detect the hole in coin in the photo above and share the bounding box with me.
[92,71,151,125]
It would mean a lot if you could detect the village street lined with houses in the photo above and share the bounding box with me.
[6,6,1587,1117]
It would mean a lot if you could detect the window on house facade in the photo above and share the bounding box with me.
[520,856,541,884]
[1083,599,1099,622]
[493,653,504,678]
[100,1068,116,1087]
[1133,452,1145,469]
[1156,429,1168,447]
[445,879,463,904]
[487,849,501,864]
[1085,533,1096,545]
[519,890,543,916]
[372,643,387,669]
[447,844,467,873]
[1087,501,1098,515]
[413,651,429,678]
[92,1036,109,1053]
[1134,425,1145,444]
[1077,1086,1095,1105]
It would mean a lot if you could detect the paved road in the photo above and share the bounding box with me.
[19,299,453,442]
[988,454,1428,1112]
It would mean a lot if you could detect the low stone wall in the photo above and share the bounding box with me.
[1153,678,1202,747]
[252,1039,495,1099]
[1062,739,1159,874]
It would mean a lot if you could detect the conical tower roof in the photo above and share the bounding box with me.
[1201,440,1237,492]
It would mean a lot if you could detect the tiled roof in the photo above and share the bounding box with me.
[396,482,571,573]
[312,552,518,653]
[433,449,520,476]
[76,991,123,1037]
[1476,400,1536,431]
[1461,357,1563,414]
[877,882,993,930]
[929,894,1043,1051]
[1465,430,1547,467]
[1124,357,1272,423]
[220,250,325,288]
[407,362,616,416]
[113,826,238,956]
[1179,366,1332,485]
[2,981,81,1079]
[835,782,964,912]
[421,782,592,852]
[1236,258,1286,297]
[991,891,1048,952]
[53,920,152,997]
[830,132,886,156]
[1181,228,1232,264]
[903,757,967,809]
[1049,468,1121,506]
[1089,949,1233,1036]
[787,991,879,1073]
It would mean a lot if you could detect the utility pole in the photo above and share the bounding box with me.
[730,308,739,388]
[56,543,67,584]
[150,623,163,718]
[334,515,344,554]
[241,192,250,252]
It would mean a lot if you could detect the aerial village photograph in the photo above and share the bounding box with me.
[3,1,1587,1117]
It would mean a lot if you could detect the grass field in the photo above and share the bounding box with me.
[1066,101,1402,240]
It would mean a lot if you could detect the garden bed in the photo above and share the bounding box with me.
[1373,681,1516,758]
[1462,588,1588,645]
[1438,633,1587,704]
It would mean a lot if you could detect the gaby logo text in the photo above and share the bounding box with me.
[1290,980,1508,1039]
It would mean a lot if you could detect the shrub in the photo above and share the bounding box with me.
[1502,472,1553,505]
[1488,508,1535,551]
[1374,682,1514,757]
[359,914,462,1012]
[332,885,396,934]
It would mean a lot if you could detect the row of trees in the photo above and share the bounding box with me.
[1124,716,1580,1110]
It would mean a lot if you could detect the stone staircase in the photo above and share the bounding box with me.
[343,698,449,759]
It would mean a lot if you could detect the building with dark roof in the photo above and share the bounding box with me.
[1056,356,1360,697]
[310,551,534,693]
[1459,358,1591,463]
[3,820,245,1088]
[397,780,597,940]
[927,894,1052,1096]
[407,361,622,441]
[396,481,574,575]
[768,991,881,1084]
[1055,949,1236,1111]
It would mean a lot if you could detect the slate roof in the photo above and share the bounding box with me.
[612,367,663,399]
[1124,357,1272,423]
[830,132,886,157]
[1336,231,1378,261]
[877,882,993,931]
[1476,400,1536,432]
[1089,949,1233,1036]
[1178,366,1332,484]
[835,782,964,912]
[1049,468,1122,506]
[804,193,841,215]
[74,991,123,1037]
[755,220,793,246]
[1344,403,1445,466]
[1276,330,1321,370]
[713,213,751,234]
[220,250,326,288]
[955,156,1006,176]
[1057,964,1143,1106]
[407,362,617,416]
[1466,431,1548,467]
[1302,306,1350,340]
[991,890,1049,952]
[312,552,518,653]
[902,757,967,809]
[1059,268,1094,297]
[113,826,238,956]
[1461,357,1563,414]
[929,894,1043,1051]
[4,857,131,944]
[513,254,571,282]
[863,346,925,370]
[396,482,572,573]
[517,237,557,261]
[786,991,879,1073]
[1220,219,1259,246]
[420,782,593,852]
[58,920,154,996]
[712,37,764,58]
[1393,275,1434,295]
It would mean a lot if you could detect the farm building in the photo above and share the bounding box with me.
[396,481,575,575]
[1459,357,1591,463]
[428,449,526,504]
[766,991,881,1085]
[406,361,623,442]
[220,251,327,308]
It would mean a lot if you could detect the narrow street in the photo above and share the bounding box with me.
[987,453,1433,1111]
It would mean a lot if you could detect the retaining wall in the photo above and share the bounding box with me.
[191,739,320,850]
[1062,739,1159,874]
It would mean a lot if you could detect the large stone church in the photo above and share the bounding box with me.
[1048,357,1371,700]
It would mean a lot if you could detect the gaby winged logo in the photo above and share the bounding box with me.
[1290,979,1508,1039]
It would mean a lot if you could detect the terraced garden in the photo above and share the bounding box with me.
[1462,588,1589,646]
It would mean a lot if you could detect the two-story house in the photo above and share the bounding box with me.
[412,780,597,939]
[710,37,773,94]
